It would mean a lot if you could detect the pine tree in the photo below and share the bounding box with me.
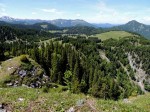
[89,66,93,88]
[0,43,5,60]
[50,52,59,82]
[63,70,72,91]
[72,55,80,93]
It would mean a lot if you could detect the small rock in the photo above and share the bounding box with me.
[0,109,6,112]
[43,74,48,78]
[7,67,12,71]
[18,98,24,102]
[76,99,85,106]
[13,84,18,87]
[123,98,131,103]
[18,70,27,77]
[0,103,7,112]
[0,104,2,108]
[42,81,46,84]
[30,83,35,88]
[22,84,28,87]
[6,83,13,86]
[67,107,75,112]
[15,81,19,84]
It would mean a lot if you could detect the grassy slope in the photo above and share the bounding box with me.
[0,57,21,81]
[92,31,137,41]
[0,87,149,112]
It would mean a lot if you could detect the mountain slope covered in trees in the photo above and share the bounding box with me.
[0,23,150,111]
[1,25,150,99]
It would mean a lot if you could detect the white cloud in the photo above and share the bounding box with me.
[32,12,37,15]
[141,16,150,24]
[41,8,63,14]
[1,8,5,12]
[85,1,150,24]
[42,8,56,13]
[76,13,80,17]
[0,3,7,17]
[0,3,5,7]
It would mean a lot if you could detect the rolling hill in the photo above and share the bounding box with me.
[0,87,150,111]
[66,26,99,35]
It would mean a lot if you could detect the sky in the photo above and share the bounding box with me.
[0,0,150,24]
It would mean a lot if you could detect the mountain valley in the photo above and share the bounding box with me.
[0,16,150,111]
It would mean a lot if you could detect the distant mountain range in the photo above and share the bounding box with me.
[0,16,116,28]
[50,19,93,27]
[0,16,45,25]
[0,21,59,31]
[0,16,150,39]
[93,23,118,28]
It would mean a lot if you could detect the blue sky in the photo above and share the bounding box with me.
[0,0,150,24]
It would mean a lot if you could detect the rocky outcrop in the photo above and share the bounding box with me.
[0,55,49,88]
[128,53,149,92]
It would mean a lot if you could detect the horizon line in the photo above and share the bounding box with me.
[0,16,145,25]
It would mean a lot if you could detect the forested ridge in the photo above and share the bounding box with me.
[0,25,150,100]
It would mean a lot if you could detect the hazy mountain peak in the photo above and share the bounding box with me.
[128,20,138,23]
[126,20,142,26]
[0,16,15,21]
[111,19,150,39]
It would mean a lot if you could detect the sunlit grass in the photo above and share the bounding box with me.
[0,87,149,111]
[92,31,137,41]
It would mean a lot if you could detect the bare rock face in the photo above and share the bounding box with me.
[128,53,149,92]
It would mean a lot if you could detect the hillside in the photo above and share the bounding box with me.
[111,20,150,39]
[0,25,58,42]
[91,31,138,41]
[66,26,100,35]
[0,87,150,111]
[0,21,150,111]
[1,33,150,95]
[1,0,150,111]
